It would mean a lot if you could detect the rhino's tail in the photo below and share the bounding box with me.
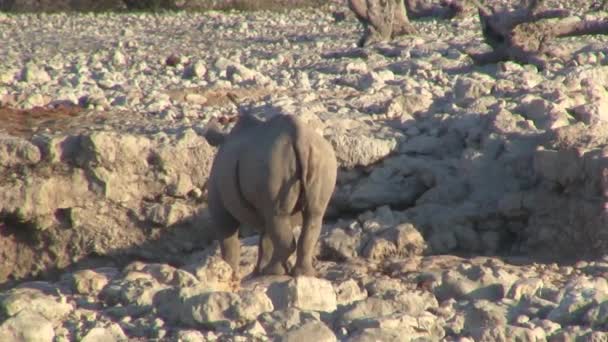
[292,123,311,213]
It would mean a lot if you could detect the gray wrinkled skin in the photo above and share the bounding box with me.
[205,114,338,278]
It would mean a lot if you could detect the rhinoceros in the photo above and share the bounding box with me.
[204,113,338,278]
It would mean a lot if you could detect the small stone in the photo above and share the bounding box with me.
[296,72,311,90]
[534,319,561,336]
[348,164,426,211]
[345,60,368,73]
[175,329,206,342]
[507,278,543,301]
[190,60,207,78]
[183,255,235,291]
[435,265,519,301]
[100,274,168,316]
[0,68,17,84]
[82,94,110,110]
[267,277,337,313]
[572,101,608,124]
[335,279,368,306]
[258,307,320,338]
[462,300,509,335]
[20,93,47,108]
[348,311,445,340]
[243,320,267,337]
[191,187,204,199]
[382,223,427,257]
[280,321,337,342]
[548,276,608,325]
[453,77,492,106]
[234,290,275,322]
[0,286,74,322]
[124,262,198,287]
[322,227,362,261]
[176,289,273,330]
[145,199,184,224]
[178,291,239,329]
[338,297,417,327]
[21,63,51,84]
[112,50,127,66]
[0,134,42,168]
[365,278,408,297]
[167,174,194,197]
[184,93,208,105]
[81,323,128,342]
[64,268,118,296]
[362,237,397,261]
[515,95,570,129]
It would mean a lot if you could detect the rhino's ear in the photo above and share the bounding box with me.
[203,118,227,146]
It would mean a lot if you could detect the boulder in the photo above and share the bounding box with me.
[326,127,398,168]
[0,310,55,342]
[258,308,321,338]
[61,268,119,296]
[0,285,73,322]
[267,277,337,313]
[335,279,368,306]
[80,323,128,342]
[176,290,273,329]
[280,321,337,342]
[0,134,41,168]
[548,276,608,325]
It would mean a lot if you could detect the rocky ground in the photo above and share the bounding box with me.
[3,0,608,340]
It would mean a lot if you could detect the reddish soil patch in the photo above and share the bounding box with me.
[0,104,85,138]
[165,86,275,108]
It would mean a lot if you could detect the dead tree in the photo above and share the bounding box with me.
[348,0,471,47]
[348,0,417,47]
[469,0,608,69]
[591,0,608,11]
[406,0,473,19]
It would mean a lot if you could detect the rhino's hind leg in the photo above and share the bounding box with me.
[209,191,241,278]
[255,233,273,275]
[219,228,240,279]
[292,213,323,277]
[260,215,296,276]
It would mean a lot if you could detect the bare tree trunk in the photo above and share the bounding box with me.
[468,0,608,69]
[553,19,608,37]
[405,0,473,19]
[591,0,608,11]
[347,0,475,47]
[348,0,416,47]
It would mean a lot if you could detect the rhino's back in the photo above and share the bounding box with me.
[240,118,302,216]
[259,114,338,192]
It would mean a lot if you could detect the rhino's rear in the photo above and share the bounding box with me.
[210,113,337,230]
